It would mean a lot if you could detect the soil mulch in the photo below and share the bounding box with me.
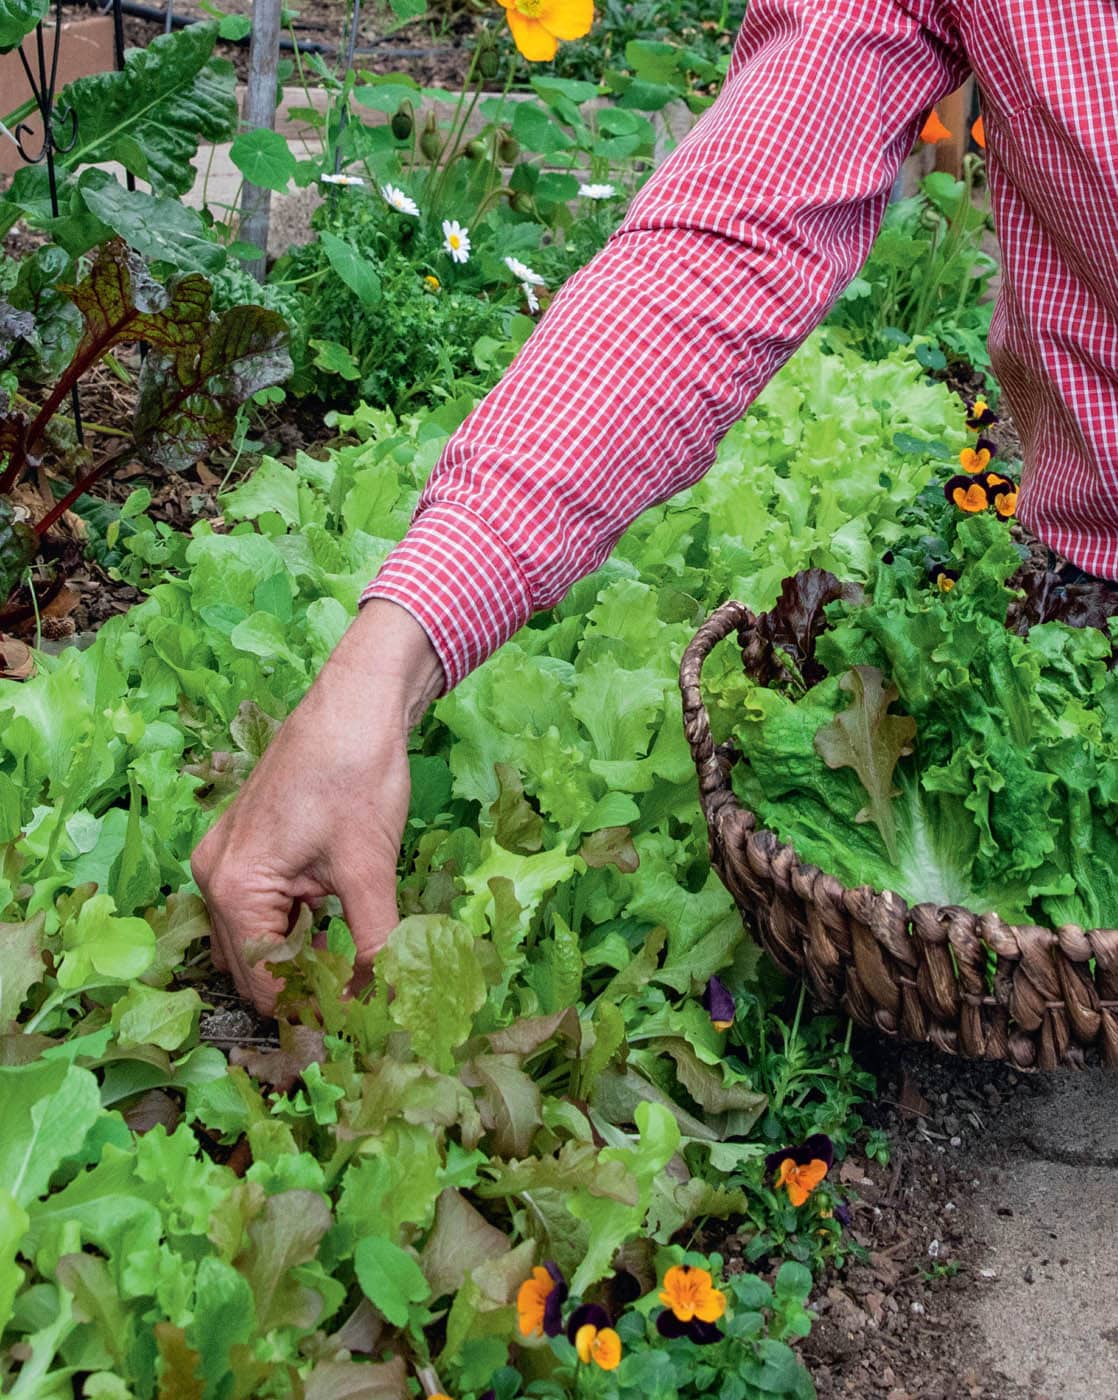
[802,1039,1035,1400]
[63,0,479,89]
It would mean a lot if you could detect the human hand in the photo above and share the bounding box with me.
[190,600,444,1014]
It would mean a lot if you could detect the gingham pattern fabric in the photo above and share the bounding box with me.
[364,0,1118,691]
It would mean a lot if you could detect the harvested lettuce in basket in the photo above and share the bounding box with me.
[718,514,1118,928]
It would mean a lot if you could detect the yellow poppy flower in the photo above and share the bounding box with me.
[497,0,594,62]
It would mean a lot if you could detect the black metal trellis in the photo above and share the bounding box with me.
[13,0,85,442]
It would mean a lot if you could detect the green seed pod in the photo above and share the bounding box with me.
[509,190,536,215]
[463,138,487,161]
[390,102,414,140]
[477,46,500,79]
[497,131,519,162]
[419,113,441,161]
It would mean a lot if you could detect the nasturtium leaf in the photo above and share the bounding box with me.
[379,916,486,1072]
[217,12,252,38]
[310,337,361,381]
[231,128,297,192]
[354,1234,430,1327]
[0,1062,102,1206]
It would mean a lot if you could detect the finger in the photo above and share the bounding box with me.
[206,884,296,1018]
[210,934,230,974]
[333,861,400,988]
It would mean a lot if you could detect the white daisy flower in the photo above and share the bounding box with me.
[442,219,471,264]
[320,172,366,186]
[381,183,420,216]
[504,254,545,287]
[578,182,617,200]
[522,282,540,313]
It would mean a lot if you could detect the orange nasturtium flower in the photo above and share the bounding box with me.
[972,115,986,149]
[497,0,594,62]
[959,445,992,474]
[920,109,952,144]
[659,1265,728,1324]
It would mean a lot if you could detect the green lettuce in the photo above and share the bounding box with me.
[728,515,1118,927]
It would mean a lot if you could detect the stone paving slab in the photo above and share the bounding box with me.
[972,1156,1118,1400]
[1004,1071,1118,1168]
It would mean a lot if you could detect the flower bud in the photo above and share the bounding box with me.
[463,138,487,161]
[419,112,441,161]
[390,102,414,140]
[497,130,519,162]
[477,46,500,79]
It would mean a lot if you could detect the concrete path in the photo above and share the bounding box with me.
[972,1072,1118,1400]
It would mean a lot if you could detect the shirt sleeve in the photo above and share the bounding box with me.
[363,0,969,690]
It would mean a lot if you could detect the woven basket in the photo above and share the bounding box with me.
[679,600,1118,1071]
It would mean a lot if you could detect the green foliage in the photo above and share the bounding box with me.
[0,327,951,1392]
[0,0,46,53]
[722,512,1118,928]
[826,166,997,372]
[0,24,237,239]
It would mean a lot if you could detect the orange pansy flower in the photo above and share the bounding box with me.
[959,446,992,474]
[776,1156,830,1207]
[575,1323,622,1370]
[659,1264,727,1324]
[994,489,1018,518]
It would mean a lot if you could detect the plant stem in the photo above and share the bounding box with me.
[34,443,136,538]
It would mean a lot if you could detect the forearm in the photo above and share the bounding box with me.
[366,0,968,689]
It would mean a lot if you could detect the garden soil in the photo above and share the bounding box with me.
[805,1042,1118,1400]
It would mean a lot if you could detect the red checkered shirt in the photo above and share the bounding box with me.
[364,0,1118,690]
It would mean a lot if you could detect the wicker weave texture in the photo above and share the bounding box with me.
[679,600,1118,1071]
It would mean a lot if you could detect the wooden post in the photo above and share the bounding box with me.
[933,77,973,180]
[238,0,283,282]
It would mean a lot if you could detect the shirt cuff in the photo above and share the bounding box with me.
[360,503,534,692]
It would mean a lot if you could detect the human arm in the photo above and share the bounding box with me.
[365,0,969,688]
[190,600,443,1014]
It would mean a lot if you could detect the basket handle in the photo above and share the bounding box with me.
[679,599,752,821]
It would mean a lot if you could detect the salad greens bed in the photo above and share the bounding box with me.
[0,330,965,1397]
[710,508,1118,932]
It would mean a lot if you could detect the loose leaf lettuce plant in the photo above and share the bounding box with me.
[0,331,962,1394]
[717,513,1118,929]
